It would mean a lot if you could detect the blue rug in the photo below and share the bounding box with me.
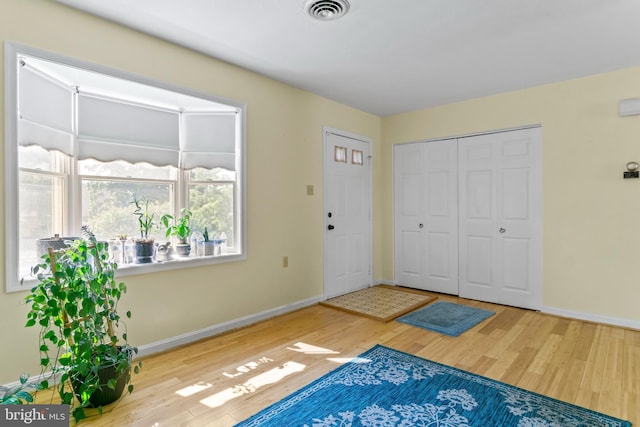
[397,301,495,336]
[235,345,630,427]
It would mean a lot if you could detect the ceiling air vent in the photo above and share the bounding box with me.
[305,0,350,21]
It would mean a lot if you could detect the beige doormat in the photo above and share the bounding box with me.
[320,285,437,322]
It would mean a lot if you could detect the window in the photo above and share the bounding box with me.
[4,42,246,291]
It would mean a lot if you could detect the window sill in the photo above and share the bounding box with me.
[115,252,246,278]
[12,252,246,293]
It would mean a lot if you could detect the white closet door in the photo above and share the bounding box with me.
[458,127,542,309]
[394,141,458,294]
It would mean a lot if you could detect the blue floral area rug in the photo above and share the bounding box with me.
[397,301,495,336]
[235,345,631,427]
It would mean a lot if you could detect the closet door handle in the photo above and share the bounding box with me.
[499,228,506,233]
[418,223,424,229]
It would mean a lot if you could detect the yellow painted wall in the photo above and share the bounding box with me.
[0,0,381,383]
[381,67,640,323]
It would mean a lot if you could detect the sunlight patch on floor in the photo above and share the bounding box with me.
[346,356,372,364]
[199,361,306,408]
[222,357,274,379]
[178,342,340,409]
[176,356,275,399]
[175,382,213,397]
[287,342,340,355]
[325,357,354,364]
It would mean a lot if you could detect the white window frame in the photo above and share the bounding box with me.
[4,41,247,292]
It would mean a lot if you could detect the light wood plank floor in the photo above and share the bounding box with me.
[37,292,639,426]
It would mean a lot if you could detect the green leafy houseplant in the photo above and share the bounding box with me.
[161,208,193,257]
[131,195,154,241]
[25,227,141,422]
[131,195,155,263]
[161,208,192,244]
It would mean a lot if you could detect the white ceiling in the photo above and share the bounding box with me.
[55,0,640,117]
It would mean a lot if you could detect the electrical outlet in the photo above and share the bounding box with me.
[283,256,288,268]
[306,185,314,196]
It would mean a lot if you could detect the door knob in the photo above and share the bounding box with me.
[499,228,506,233]
[327,224,335,230]
[418,223,424,229]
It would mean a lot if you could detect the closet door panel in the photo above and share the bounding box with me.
[427,231,450,279]
[465,235,492,288]
[394,143,427,288]
[394,141,458,294]
[459,128,542,309]
[400,230,422,275]
[502,237,530,291]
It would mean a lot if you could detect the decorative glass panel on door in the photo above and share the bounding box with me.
[352,149,363,165]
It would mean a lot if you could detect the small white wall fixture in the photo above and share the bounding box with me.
[618,98,640,116]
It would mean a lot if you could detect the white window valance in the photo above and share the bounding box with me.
[18,60,238,171]
[18,119,74,156]
[18,62,74,155]
[181,112,237,171]
[77,93,180,167]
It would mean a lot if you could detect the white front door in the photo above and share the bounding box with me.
[323,128,372,298]
[458,127,542,309]
[394,141,458,294]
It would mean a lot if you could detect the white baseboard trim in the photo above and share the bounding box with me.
[542,306,640,330]
[136,295,322,359]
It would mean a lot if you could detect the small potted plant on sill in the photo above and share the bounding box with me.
[161,208,192,257]
[131,195,155,264]
[25,226,141,423]
[202,227,216,256]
